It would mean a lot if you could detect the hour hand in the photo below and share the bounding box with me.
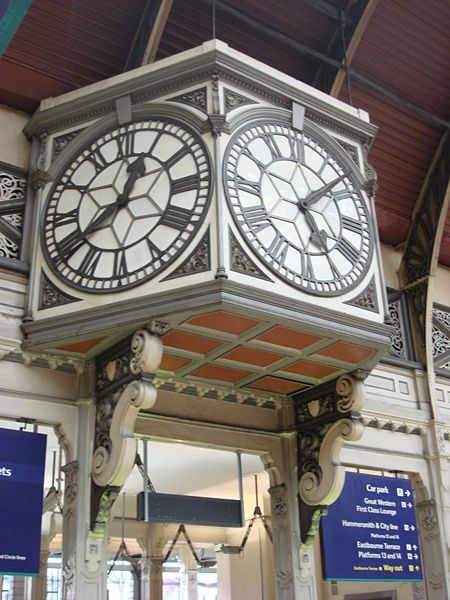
[83,153,147,236]
[303,210,328,250]
[299,172,349,209]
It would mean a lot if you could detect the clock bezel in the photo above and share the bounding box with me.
[41,108,213,294]
[223,112,374,297]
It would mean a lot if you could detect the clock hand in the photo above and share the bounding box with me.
[82,153,147,237]
[117,153,146,206]
[298,172,349,209]
[303,209,328,250]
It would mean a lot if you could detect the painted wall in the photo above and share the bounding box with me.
[0,104,30,167]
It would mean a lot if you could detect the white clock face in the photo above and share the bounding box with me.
[42,118,212,293]
[224,121,373,296]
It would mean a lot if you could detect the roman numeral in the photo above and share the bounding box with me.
[164,146,190,170]
[300,252,315,280]
[242,206,271,232]
[261,133,282,160]
[171,174,200,194]
[341,215,364,235]
[288,134,304,163]
[160,205,191,230]
[57,229,85,260]
[334,188,352,201]
[327,255,342,279]
[53,208,79,228]
[113,249,128,277]
[116,132,134,158]
[336,237,360,264]
[79,246,102,276]
[236,176,261,196]
[87,147,108,172]
[241,147,266,171]
[146,238,162,261]
[267,233,288,264]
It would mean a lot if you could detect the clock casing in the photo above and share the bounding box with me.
[42,116,212,293]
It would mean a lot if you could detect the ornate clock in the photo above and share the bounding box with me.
[224,120,374,296]
[42,118,212,293]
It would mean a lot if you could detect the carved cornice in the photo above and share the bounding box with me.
[294,372,365,544]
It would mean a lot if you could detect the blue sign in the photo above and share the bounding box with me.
[0,428,47,576]
[320,472,423,581]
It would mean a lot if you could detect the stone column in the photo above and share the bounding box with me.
[61,400,110,600]
[415,498,448,600]
[27,511,58,600]
[139,522,168,600]
[267,433,306,600]
[149,557,164,600]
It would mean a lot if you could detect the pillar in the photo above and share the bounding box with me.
[60,400,110,600]
[139,523,168,600]
[27,512,58,600]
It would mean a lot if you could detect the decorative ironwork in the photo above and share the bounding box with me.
[39,272,81,309]
[224,87,256,113]
[344,276,378,312]
[385,289,414,361]
[336,139,358,165]
[388,297,407,359]
[52,129,83,160]
[293,372,366,544]
[432,305,450,374]
[163,229,210,280]
[168,87,207,113]
[0,165,26,261]
[229,229,271,280]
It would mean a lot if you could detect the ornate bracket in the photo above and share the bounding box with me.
[90,325,165,534]
[293,372,367,544]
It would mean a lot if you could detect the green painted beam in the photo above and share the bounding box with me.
[0,0,33,56]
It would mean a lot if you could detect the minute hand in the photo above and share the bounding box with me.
[299,172,349,209]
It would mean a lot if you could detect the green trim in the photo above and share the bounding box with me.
[0,0,33,56]
[0,570,38,577]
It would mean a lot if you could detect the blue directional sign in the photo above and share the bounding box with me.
[320,472,423,581]
[0,428,47,576]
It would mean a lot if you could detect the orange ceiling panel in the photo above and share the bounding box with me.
[159,355,191,372]
[282,360,340,379]
[186,311,260,334]
[221,346,285,367]
[316,342,374,364]
[255,326,323,350]
[58,337,106,354]
[247,376,308,395]
[190,364,252,383]
[163,331,223,354]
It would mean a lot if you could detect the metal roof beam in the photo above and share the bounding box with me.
[301,0,354,24]
[123,0,174,71]
[204,0,450,131]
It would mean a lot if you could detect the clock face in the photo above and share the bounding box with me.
[42,118,212,293]
[224,121,373,296]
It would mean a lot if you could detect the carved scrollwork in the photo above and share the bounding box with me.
[335,372,366,412]
[130,329,163,375]
[92,379,157,487]
[91,328,164,533]
[294,372,366,543]
[299,418,363,507]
